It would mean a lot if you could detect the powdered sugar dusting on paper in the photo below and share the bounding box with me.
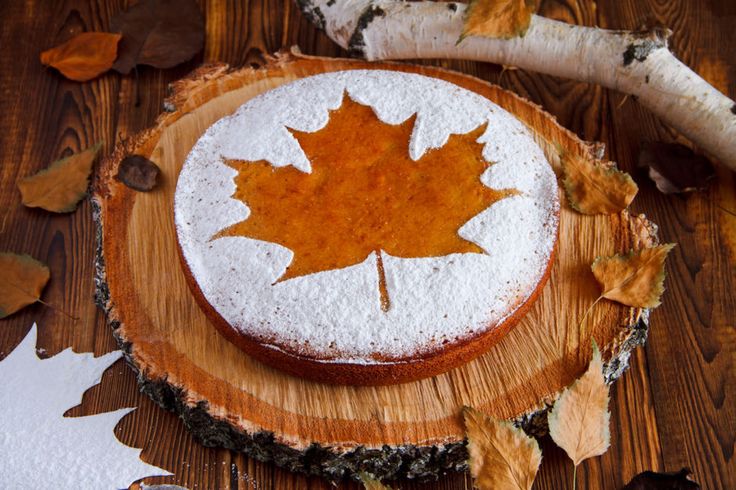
[0,324,170,488]
[175,70,559,363]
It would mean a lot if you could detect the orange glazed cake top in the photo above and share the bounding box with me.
[174,70,559,365]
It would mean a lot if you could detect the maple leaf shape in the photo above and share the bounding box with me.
[0,324,170,488]
[218,96,510,311]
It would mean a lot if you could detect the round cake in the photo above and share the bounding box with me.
[174,69,560,385]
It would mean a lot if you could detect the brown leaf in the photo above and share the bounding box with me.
[622,468,700,490]
[115,155,161,191]
[111,0,205,74]
[562,153,638,214]
[40,32,121,82]
[219,96,513,311]
[0,253,50,319]
[592,244,675,309]
[463,406,542,490]
[638,142,715,194]
[548,342,610,467]
[462,0,539,40]
[18,143,101,213]
[358,473,394,490]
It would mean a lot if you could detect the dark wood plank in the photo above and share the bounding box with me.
[0,0,733,489]
[597,1,736,489]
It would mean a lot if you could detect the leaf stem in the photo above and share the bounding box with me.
[375,250,390,312]
[579,295,603,339]
[36,298,79,321]
[573,464,578,490]
[717,204,736,217]
[6,280,78,321]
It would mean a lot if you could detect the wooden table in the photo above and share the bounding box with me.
[1,1,733,488]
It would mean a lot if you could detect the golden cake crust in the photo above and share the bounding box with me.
[178,235,558,385]
[174,69,561,385]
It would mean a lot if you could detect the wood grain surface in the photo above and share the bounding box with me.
[0,1,733,489]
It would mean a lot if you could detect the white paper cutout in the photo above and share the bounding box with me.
[0,324,171,489]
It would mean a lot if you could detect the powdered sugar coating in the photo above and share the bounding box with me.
[175,70,559,364]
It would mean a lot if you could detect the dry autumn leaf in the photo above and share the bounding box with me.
[623,468,700,490]
[40,32,121,82]
[638,141,715,194]
[111,0,205,74]
[18,143,101,213]
[562,152,638,215]
[462,0,539,40]
[218,96,511,311]
[548,342,610,487]
[592,244,675,309]
[463,406,542,490]
[115,155,160,191]
[0,253,50,319]
[358,472,394,490]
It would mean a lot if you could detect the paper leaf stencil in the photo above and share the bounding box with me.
[219,96,510,311]
[0,324,170,488]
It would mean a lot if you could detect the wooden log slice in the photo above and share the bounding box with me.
[93,49,657,482]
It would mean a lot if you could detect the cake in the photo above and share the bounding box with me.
[174,69,560,385]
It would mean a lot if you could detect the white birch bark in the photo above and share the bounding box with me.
[298,0,736,171]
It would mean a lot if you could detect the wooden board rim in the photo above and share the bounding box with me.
[93,49,657,481]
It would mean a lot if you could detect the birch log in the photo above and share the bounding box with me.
[297,0,736,171]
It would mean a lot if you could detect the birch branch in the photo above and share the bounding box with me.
[297,0,736,171]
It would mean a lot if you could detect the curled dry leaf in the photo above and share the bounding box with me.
[0,253,50,319]
[592,244,675,309]
[115,155,161,192]
[562,153,638,215]
[463,406,542,490]
[638,141,715,194]
[548,342,610,467]
[18,143,101,213]
[40,32,121,82]
[462,0,539,40]
[358,472,394,490]
[622,468,700,490]
[111,0,205,74]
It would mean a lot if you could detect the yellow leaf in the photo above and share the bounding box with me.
[462,0,539,40]
[40,32,121,82]
[592,244,676,308]
[562,152,638,215]
[358,472,394,490]
[463,406,542,490]
[18,143,101,213]
[548,342,610,467]
[0,253,50,319]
